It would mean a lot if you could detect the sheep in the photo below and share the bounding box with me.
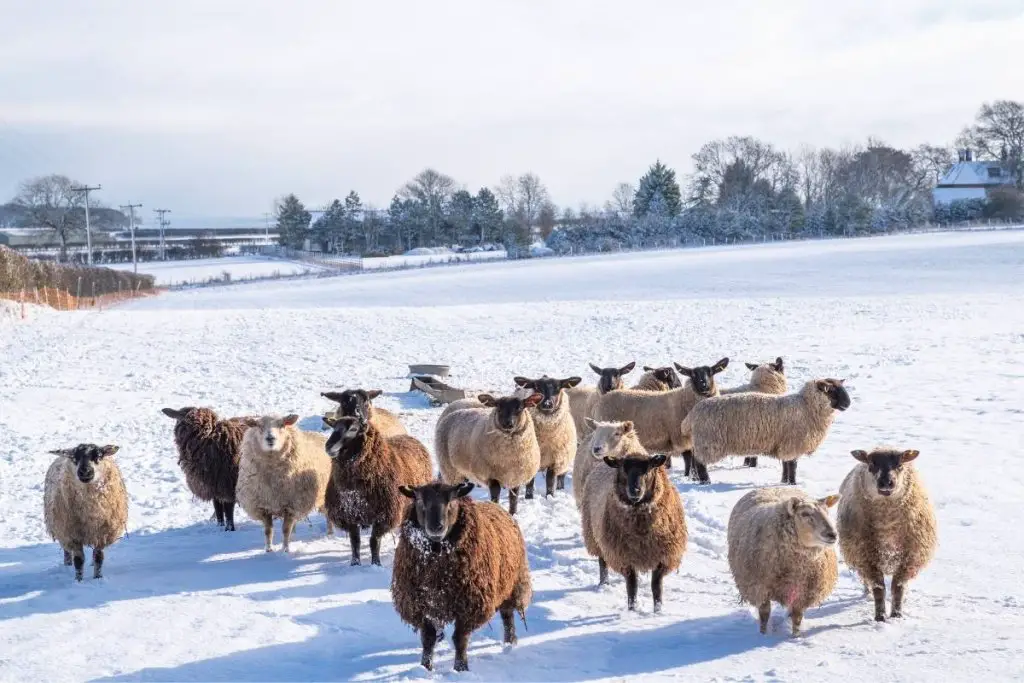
[719,357,786,468]
[321,413,434,566]
[580,452,687,612]
[236,414,334,552]
[837,447,937,622]
[43,444,129,581]
[572,418,644,511]
[512,374,581,498]
[321,389,408,438]
[680,378,851,485]
[566,361,635,438]
[160,406,259,531]
[727,487,840,635]
[631,365,683,392]
[391,481,531,673]
[592,357,729,470]
[435,392,542,516]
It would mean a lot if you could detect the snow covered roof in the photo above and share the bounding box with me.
[936,161,1015,188]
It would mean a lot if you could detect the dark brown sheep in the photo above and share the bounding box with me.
[391,482,531,673]
[322,414,433,566]
[161,407,259,531]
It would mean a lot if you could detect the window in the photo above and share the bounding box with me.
[988,167,1003,178]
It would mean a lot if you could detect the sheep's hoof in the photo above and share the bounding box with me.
[420,656,433,672]
[653,601,663,614]
[265,546,273,553]
[350,558,361,566]
[454,658,469,672]
[875,614,886,622]
[890,610,902,619]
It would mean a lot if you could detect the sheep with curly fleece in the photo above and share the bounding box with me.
[321,388,408,438]
[631,365,683,392]
[680,378,850,485]
[580,452,687,612]
[513,374,581,498]
[837,447,937,622]
[322,413,433,566]
[727,487,840,635]
[237,414,333,552]
[566,361,635,438]
[718,357,786,468]
[391,482,531,673]
[571,418,644,510]
[161,406,259,531]
[44,444,129,581]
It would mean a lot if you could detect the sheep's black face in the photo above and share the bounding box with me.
[512,375,582,414]
[648,366,682,389]
[816,379,851,411]
[325,416,366,460]
[321,389,383,421]
[590,362,635,394]
[675,358,729,397]
[852,449,919,497]
[604,454,667,505]
[479,393,542,432]
[399,482,475,542]
[50,444,119,484]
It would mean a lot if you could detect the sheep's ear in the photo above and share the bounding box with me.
[321,391,344,403]
[649,454,668,469]
[161,407,182,419]
[786,497,799,516]
[282,414,300,427]
[477,394,497,407]
[561,376,582,389]
[774,357,784,372]
[588,363,602,375]
[815,380,830,393]
[745,362,758,371]
[322,415,338,429]
[100,445,120,458]
[452,481,475,499]
[621,420,634,433]
[584,417,598,429]
[619,361,636,375]
[900,449,920,464]
[819,494,840,508]
[523,393,543,408]
[851,449,870,463]
[643,365,654,372]
[712,357,729,374]
[398,485,416,499]
[603,456,622,469]
[49,448,75,459]
[365,389,383,400]
[512,376,532,388]
[673,363,692,377]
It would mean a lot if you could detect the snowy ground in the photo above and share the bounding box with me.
[2,230,1023,681]
[109,256,326,287]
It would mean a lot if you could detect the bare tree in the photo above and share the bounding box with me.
[692,136,797,206]
[492,172,552,237]
[911,144,955,184]
[959,100,1024,188]
[11,174,85,262]
[607,182,635,217]
[400,168,457,244]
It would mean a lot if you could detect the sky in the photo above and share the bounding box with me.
[2,0,1023,222]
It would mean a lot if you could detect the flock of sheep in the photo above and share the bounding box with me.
[40,356,938,673]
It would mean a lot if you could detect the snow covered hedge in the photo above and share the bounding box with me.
[0,246,156,297]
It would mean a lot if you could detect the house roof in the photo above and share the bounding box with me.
[936,161,1014,188]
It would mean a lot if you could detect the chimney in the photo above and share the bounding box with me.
[965,148,973,162]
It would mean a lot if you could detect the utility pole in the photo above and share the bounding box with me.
[119,203,142,273]
[70,184,101,265]
[263,212,271,243]
[154,209,171,261]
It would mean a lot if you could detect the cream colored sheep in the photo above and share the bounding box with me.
[571,418,645,510]
[321,389,408,437]
[435,392,542,516]
[513,375,580,498]
[592,358,729,470]
[237,414,334,552]
[837,447,937,622]
[719,357,787,468]
[631,365,682,392]
[727,487,840,635]
[566,362,635,438]
[43,444,129,581]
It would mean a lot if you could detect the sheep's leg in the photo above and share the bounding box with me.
[223,501,236,531]
[556,473,566,490]
[488,479,501,503]
[63,549,72,566]
[213,500,225,527]
[682,451,693,477]
[281,512,295,552]
[652,563,666,613]
[419,620,438,671]
[369,524,385,566]
[788,460,799,485]
[500,606,517,646]
[758,601,771,634]
[790,608,804,636]
[452,621,471,672]
[891,567,911,618]
[744,457,758,468]
[92,547,105,579]
[524,477,535,500]
[508,486,521,516]
[348,525,362,565]
[598,557,609,586]
[324,516,334,538]
[71,543,85,581]
[625,567,638,611]
[693,461,711,485]
[545,467,555,497]
[864,566,887,621]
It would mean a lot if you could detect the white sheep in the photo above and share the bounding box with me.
[719,357,787,469]
[513,375,581,498]
[566,362,635,438]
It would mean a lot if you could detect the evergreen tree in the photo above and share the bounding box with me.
[472,188,503,245]
[275,194,311,249]
[311,199,344,252]
[447,190,476,245]
[342,191,363,250]
[633,160,682,218]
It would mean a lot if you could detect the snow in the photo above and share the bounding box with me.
[2,229,1023,681]
[108,256,325,287]
[362,249,507,270]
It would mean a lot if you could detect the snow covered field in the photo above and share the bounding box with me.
[2,230,1023,681]
[110,256,325,287]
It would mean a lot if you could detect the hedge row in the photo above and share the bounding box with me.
[0,246,156,297]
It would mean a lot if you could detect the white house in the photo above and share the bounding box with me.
[933,148,1016,205]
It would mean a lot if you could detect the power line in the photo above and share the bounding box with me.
[119,203,142,273]
[153,208,171,261]
[70,184,101,265]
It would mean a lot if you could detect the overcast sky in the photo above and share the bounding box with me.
[2,0,1023,221]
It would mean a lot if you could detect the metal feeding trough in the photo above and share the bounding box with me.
[408,363,450,378]
[409,375,468,405]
